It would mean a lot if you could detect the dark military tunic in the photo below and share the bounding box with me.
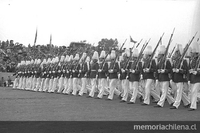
[142,57,157,80]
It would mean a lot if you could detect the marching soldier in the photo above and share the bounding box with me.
[13,62,21,89]
[72,54,80,95]
[65,55,74,95]
[170,44,190,109]
[51,57,59,92]
[34,59,42,91]
[57,56,65,93]
[128,48,143,104]
[43,58,52,92]
[188,41,200,111]
[107,50,121,100]
[155,45,174,107]
[88,51,99,98]
[142,46,160,105]
[119,49,130,102]
[38,58,47,92]
[78,53,88,96]
[96,50,109,99]
[62,55,70,94]
[48,57,56,92]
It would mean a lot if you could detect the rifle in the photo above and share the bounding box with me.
[168,45,176,58]
[131,38,151,70]
[145,33,165,68]
[160,28,175,69]
[111,39,127,69]
[176,32,198,69]
[136,39,143,48]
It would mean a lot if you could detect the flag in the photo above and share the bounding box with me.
[130,36,137,43]
[34,28,37,45]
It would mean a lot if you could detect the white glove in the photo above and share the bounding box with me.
[98,69,102,72]
[132,70,135,73]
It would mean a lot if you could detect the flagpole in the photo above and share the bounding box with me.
[34,28,38,59]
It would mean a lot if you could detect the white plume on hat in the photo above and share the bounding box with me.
[60,56,65,62]
[47,58,51,64]
[42,58,47,64]
[30,59,34,64]
[132,48,139,57]
[125,49,130,57]
[110,50,116,59]
[69,55,73,61]
[65,55,69,62]
[176,44,183,54]
[185,47,192,57]
[74,54,80,60]
[191,41,200,53]
[119,55,124,62]
[86,56,90,62]
[144,46,152,55]
[92,51,99,60]
[81,52,87,61]
[158,45,166,55]
[37,59,41,65]
[106,54,111,61]
[34,59,37,64]
[100,50,106,58]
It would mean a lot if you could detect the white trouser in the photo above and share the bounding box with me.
[97,78,109,98]
[43,78,49,92]
[157,81,174,107]
[58,77,64,93]
[121,79,130,101]
[79,78,87,96]
[13,77,19,89]
[17,77,23,89]
[89,78,97,97]
[39,78,45,91]
[31,77,37,90]
[108,79,121,100]
[66,78,73,94]
[26,77,32,90]
[34,78,41,91]
[72,78,78,95]
[48,78,54,92]
[190,83,200,109]
[52,78,58,92]
[21,77,26,89]
[143,79,160,104]
[63,78,69,93]
[129,81,139,103]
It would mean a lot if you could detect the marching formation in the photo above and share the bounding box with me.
[12,32,200,111]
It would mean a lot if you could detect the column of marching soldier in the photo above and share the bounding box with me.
[12,38,200,111]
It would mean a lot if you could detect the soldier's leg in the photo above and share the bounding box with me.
[121,79,129,101]
[43,78,49,92]
[79,78,87,96]
[58,77,64,93]
[66,78,73,94]
[89,78,97,97]
[190,83,200,110]
[172,82,183,108]
[72,78,78,95]
[63,77,68,93]
[157,81,169,107]
[130,81,139,103]
[143,79,153,105]
[108,79,118,100]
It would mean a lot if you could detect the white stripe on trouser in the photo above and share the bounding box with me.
[108,79,120,100]
[39,78,45,91]
[34,78,41,91]
[129,81,139,103]
[79,78,87,96]
[157,81,170,107]
[13,77,19,89]
[66,78,73,94]
[52,78,58,92]
[72,78,78,95]
[58,77,64,93]
[48,78,54,92]
[121,79,129,101]
[190,83,200,109]
[43,78,49,91]
[63,78,69,93]
[89,78,97,97]
[97,78,109,98]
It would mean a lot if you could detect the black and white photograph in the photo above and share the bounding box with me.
[0,0,200,132]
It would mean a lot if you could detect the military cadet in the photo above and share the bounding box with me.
[13,62,21,89]
[51,57,59,92]
[48,57,56,92]
[71,54,80,95]
[88,51,99,98]
[43,58,52,92]
[24,60,31,90]
[66,55,74,94]
[155,45,174,107]
[57,56,65,93]
[30,59,37,91]
[170,44,190,109]
[62,55,70,94]
[34,59,42,91]
[188,41,200,111]
[128,48,143,104]
[142,46,160,105]
[96,50,109,99]
[78,53,88,96]
[119,49,130,102]
[107,50,121,100]
[38,58,47,92]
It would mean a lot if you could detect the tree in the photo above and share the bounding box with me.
[97,38,118,53]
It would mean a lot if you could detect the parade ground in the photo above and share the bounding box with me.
[0,87,199,121]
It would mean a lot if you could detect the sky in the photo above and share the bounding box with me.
[0,0,199,51]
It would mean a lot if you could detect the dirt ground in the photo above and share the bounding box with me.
[0,87,199,132]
